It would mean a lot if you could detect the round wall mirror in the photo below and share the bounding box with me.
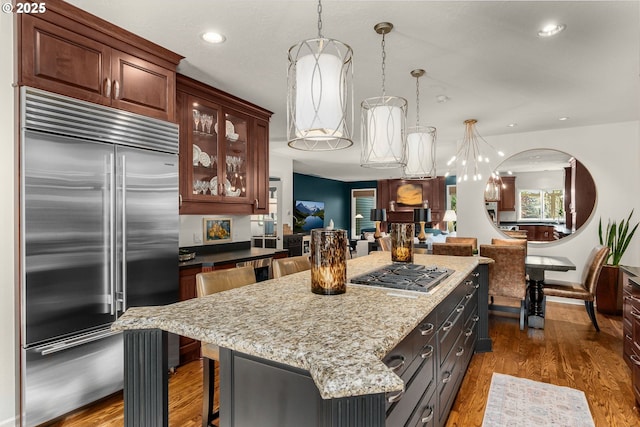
[484,149,596,244]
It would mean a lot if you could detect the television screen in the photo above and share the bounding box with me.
[294,200,325,233]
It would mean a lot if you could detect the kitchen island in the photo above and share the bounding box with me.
[113,252,491,427]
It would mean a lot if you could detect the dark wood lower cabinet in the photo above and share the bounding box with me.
[219,269,480,427]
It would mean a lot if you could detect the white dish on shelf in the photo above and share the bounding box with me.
[193,144,201,166]
[210,177,238,196]
[199,150,211,167]
[227,133,239,142]
[214,120,235,137]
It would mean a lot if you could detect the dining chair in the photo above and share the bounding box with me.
[491,237,527,255]
[272,255,311,278]
[479,244,528,330]
[445,236,478,252]
[195,266,257,427]
[377,236,393,251]
[432,242,474,256]
[542,245,609,331]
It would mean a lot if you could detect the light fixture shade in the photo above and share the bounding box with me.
[443,210,457,222]
[287,38,354,151]
[404,126,436,178]
[360,96,407,168]
[370,208,387,222]
[413,208,431,223]
[484,173,502,202]
[354,213,364,219]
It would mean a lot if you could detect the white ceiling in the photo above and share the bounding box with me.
[68,0,640,182]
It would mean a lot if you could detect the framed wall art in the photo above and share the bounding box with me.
[203,218,232,244]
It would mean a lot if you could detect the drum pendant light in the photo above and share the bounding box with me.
[287,0,353,151]
[361,22,407,168]
[404,69,437,179]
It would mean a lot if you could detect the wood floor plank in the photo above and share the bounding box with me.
[51,301,639,427]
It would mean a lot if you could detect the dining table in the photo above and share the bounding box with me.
[525,254,577,329]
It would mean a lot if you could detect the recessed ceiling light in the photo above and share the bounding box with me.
[558,116,569,121]
[202,31,226,44]
[436,94,450,103]
[538,23,566,37]
[507,123,517,128]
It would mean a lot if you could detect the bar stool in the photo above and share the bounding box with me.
[272,255,311,278]
[195,266,257,426]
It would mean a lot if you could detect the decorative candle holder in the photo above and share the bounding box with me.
[310,229,347,295]
[391,223,414,263]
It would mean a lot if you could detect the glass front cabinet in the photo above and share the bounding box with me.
[177,74,272,214]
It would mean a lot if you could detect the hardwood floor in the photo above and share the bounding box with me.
[51,301,639,427]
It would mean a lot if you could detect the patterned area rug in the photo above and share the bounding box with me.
[482,373,595,427]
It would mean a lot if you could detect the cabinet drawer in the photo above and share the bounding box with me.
[405,387,436,427]
[438,333,463,421]
[383,312,436,380]
[386,339,436,425]
[438,304,464,364]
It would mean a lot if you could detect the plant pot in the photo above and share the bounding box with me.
[595,264,622,315]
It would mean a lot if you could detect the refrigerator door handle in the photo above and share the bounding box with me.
[107,153,116,315]
[120,154,127,312]
[34,329,120,356]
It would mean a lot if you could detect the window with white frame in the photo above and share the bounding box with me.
[519,189,564,221]
[351,189,376,238]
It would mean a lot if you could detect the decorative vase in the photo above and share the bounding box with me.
[390,223,414,263]
[310,229,347,295]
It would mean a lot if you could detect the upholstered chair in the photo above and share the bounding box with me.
[479,244,528,330]
[543,245,609,331]
[272,255,311,278]
[195,266,257,426]
[491,238,527,255]
[445,236,478,253]
[432,242,474,256]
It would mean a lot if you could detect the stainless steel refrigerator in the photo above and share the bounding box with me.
[20,88,179,427]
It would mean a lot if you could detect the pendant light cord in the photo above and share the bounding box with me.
[381,32,387,97]
[317,0,323,38]
[415,76,420,126]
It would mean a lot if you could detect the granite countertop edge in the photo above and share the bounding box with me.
[179,247,288,268]
[115,252,482,399]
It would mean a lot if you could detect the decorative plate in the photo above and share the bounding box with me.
[210,177,218,195]
[215,120,235,137]
[199,150,211,167]
[193,144,201,166]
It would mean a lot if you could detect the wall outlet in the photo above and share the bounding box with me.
[193,232,202,244]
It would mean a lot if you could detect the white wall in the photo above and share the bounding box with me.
[179,215,251,247]
[1,10,18,427]
[269,152,294,231]
[457,121,640,283]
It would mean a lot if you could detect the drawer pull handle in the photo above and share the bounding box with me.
[472,314,480,322]
[104,78,112,98]
[442,321,453,332]
[420,323,434,336]
[474,282,480,289]
[630,310,640,320]
[442,371,452,384]
[631,296,640,303]
[465,293,474,300]
[465,328,473,337]
[113,80,120,100]
[465,280,473,286]
[626,334,633,342]
[630,354,640,367]
[472,272,480,277]
[421,406,434,423]
[387,390,404,403]
[387,356,405,372]
[421,345,434,359]
[456,346,465,357]
[456,304,465,313]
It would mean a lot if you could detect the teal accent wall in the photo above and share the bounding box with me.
[293,173,378,238]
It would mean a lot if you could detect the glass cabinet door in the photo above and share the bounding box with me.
[190,97,220,200]
[221,110,249,200]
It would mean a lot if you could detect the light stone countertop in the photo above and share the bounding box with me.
[113,252,489,399]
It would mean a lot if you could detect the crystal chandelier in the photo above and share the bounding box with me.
[446,119,504,182]
[404,69,436,179]
[287,0,353,151]
[361,22,407,168]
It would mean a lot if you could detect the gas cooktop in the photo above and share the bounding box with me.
[349,263,454,293]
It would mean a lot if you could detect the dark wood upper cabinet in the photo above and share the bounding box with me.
[177,74,272,215]
[498,176,516,211]
[19,0,182,122]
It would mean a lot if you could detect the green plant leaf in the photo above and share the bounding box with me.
[600,210,638,266]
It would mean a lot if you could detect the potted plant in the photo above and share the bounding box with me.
[596,210,639,314]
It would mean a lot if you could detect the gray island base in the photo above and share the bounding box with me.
[114,252,492,427]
